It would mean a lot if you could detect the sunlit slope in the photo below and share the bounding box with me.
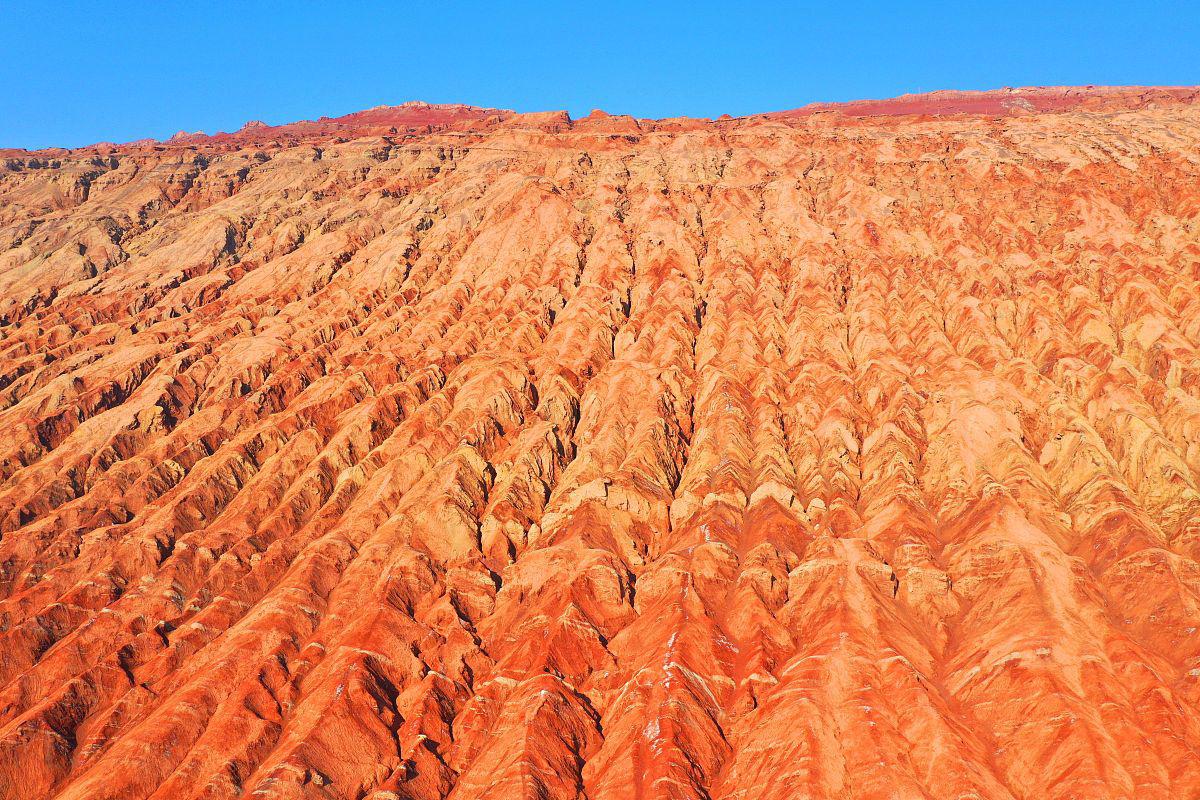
[2,88,1200,799]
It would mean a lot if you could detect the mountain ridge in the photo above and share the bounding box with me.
[2,83,1200,799]
[5,84,1199,155]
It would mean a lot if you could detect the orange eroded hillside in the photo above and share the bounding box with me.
[2,87,1200,799]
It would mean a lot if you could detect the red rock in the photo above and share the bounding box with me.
[773,84,1200,118]
[2,85,1200,799]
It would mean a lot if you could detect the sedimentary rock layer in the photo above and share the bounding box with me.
[3,87,1200,799]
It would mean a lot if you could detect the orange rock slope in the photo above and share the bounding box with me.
[2,86,1200,800]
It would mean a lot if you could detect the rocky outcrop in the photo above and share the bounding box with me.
[2,88,1200,799]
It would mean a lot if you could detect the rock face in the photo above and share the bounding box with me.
[2,87,1200,799]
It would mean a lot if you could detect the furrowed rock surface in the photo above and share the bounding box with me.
[3,87,1200,799]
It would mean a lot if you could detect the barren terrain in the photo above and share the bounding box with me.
[2,87,1200,799]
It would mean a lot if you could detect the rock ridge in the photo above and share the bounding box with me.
[2,85,1200,799]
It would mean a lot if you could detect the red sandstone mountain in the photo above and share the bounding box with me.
[2,85,1200,799]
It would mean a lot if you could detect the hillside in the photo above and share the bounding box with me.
[2,86,1200,799]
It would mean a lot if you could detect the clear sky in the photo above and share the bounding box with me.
[3,0,1197,149]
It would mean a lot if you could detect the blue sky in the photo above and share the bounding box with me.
[2,1,1197,149]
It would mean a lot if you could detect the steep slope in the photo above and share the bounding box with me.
[2,87,1200,800]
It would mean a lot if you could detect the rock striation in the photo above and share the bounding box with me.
[2,87,1200,799]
